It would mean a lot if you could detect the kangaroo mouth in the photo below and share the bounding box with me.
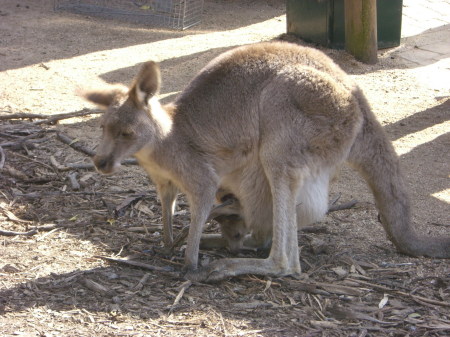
[93,156,120,175]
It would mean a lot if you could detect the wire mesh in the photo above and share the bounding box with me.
[54,0,204,30]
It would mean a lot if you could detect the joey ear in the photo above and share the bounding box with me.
[80,85,128,107]
[129,61,161,106]
[208,198,240,221]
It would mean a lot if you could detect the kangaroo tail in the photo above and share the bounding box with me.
[347,89,450,258]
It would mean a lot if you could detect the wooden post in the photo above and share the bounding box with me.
[344,0,378,64]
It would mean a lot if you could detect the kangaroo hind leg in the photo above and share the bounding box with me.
[186,162,303,282]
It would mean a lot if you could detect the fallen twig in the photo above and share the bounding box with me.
[13,189,140,198]
[65,163,97,170]
[56,132,95,156]
[56,132,138,165]
[288,279,364,296]
[0,146,5,169]
[170,226,190,250]
[398,291,450,308]
[0,207,33,223]
[0,133,48,149]
[133,273,152,291]
[8,150,57,173]
[0,221,93,237]
[126,225,163,233]
[329,193,342,206]
[312,281,364,296]
[299,225,329,234]
[242,275,281,287]
[169,280,192,313]
[0,109,102,124]
[1,165,29,180]
[36,227,63,241]
[0,228,37,236]
[13,137,48,148]
[0,112,50,120]
[430,222,450,227]
[82,278,115,297]
[347,278,450,307]
[234,301,274,310]
[50,156,95,171]
[218,311,229,337]
[310,320,340,329]
[327,200,358,213]
[35,109,103,125]
[50,156,66,171]
[34,223,78,231]
[346,278,393,292]
[0,123,43,134]
[96,256,175,273]
[327,305,400,325]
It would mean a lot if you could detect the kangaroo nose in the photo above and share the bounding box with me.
[93,156,108,171]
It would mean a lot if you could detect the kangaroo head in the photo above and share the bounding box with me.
[82,61,168,174]
[209,189,249,253]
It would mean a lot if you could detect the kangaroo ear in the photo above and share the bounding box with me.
[80,85,128,108]
[129,61,161,106]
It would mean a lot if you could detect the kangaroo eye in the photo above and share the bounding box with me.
[233,233,241,239]
[120,130,134,138]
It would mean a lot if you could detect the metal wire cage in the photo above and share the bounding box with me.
[54,0,204,30]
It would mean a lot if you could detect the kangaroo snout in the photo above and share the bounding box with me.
[93,155,117,174]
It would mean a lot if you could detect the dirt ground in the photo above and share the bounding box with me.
[0,0,449,336]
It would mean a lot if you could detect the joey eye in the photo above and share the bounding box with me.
[233,233,241,239]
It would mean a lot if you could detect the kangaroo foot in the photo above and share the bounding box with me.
[184,257,301,283]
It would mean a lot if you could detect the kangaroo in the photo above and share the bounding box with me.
[83,41,450,282]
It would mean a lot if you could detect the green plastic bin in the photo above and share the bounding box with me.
[287,0,403,49]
